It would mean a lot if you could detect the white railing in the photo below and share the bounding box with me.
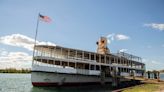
[33,62,100,76]
[32,64,77,74]
[120,72,129,77]
[76,69,89,75]
[68,56,96,62]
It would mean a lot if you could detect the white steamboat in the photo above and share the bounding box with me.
[31,37,145,86]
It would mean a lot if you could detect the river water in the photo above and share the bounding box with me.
[0,73,113,92]
[0,73,164,92]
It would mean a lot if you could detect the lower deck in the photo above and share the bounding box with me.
[31,70,132,87]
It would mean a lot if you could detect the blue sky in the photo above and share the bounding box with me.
[0,0,164,70]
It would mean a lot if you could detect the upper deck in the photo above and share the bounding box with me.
[33,44,145,71]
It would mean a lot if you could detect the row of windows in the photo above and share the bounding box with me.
[34,59,101,70]
[34,59,144,73]
[35,53,143,67]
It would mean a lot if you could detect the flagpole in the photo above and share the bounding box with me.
[32,13,40,66]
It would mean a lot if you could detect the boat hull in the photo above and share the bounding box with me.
[31,71,112,87]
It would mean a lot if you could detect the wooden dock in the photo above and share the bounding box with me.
[119,76,164,83]
[112,77,164,92]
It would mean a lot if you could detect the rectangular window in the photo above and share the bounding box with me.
[96,65,100,70]
[91,54,95,60]
[90,65,95,70]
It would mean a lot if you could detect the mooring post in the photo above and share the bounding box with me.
[157,71,160,82]
[154,71,157,79]
[147,71,150,79]
[100,70,105,85]
[112,67,119,87]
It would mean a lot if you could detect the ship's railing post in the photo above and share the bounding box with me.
[93,53,96,63]
[60,47,62,59]
[112,66,119,87]
[104,55,106,64]
[89,53,91,61]
[46,46,49,65]
[99,54,101,63]
[50,47,52,58]
[82,51,84,60]
[75,50,77,58]
[41,47,43,57]
[54,46,56,58]
[114,57,116,64]
[68,49,70,59]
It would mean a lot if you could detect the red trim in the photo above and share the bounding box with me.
[32,82,58,86]
[32,82,109,87]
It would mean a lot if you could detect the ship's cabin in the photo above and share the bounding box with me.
[33,45,145,77]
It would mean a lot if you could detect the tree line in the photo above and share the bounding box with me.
[146,70,164,73]
[0,68,31,73]
[160,70,164,73]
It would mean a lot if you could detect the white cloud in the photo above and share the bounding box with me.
[115,34,130,40]
[106,33,115,41]
[0,50,32,69]
[0,48,8,56]
[106,33,130,44]
[107,39,111,44]
[151,60,160,65]
[119,49,128,52]
[0,34,56,51]
[0,34,56,69]
[144,23,164,31]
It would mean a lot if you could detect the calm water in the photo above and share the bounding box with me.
[0,73,114,92]
[160,73,164,80]
[0,73,164,92]
[145,73,164,79]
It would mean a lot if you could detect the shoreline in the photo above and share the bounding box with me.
[0,68,31,73]
[122,83,164,92]
[113,80,164,92]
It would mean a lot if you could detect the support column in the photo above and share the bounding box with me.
[60,48,63,58]
[99,54,101,63]
[147,71,150,79]
[89,53,91,60]
[82,51,84,60]
[75,50,77,58]
[94,54,96,61]
[112,67,119,87]
[47,46,49,64]
[157,71,160,82]
[68,49,70,58]
[104,55,106,64]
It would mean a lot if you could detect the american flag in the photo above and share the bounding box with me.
[39,14,52,23]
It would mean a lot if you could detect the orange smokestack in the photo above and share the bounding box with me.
[96,37,110,54]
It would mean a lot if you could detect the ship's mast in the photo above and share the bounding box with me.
[32,13,40,66]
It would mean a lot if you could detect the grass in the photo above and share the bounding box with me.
[122,84,159,92]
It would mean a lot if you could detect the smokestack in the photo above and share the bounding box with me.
[96,37,110,54]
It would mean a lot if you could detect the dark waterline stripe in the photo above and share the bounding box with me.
[32,82,111,87]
